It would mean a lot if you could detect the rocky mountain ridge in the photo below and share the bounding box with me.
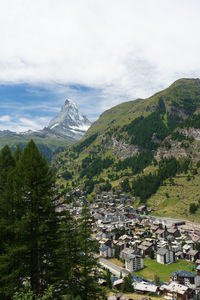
[47,99,91,140]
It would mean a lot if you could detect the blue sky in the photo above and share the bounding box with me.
[0,0,200,132]
[0,83,102,132]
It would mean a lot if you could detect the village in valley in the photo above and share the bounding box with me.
[61,189,200,300]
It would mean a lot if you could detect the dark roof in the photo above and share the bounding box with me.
[149,280,165,286]
[132,274,147,283]
[172,270,197,278]
[108,232,115,237]
[111,276,119,283]
[100,246,109,251]
[126,253,142,260]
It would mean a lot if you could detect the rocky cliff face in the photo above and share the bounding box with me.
[47,99,91,140]
[155,127,200,162]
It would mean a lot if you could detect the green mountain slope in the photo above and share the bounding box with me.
[148,170,200,223]
[87,78,200,136]
[54,78,200,222]
[0,134,73,160]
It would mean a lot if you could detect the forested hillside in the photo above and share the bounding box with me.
[54,78,200,222]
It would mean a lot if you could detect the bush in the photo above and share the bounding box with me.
[121,178,131,193]
[62,170,72,180]
[149,248,155,260]
[154,275,161,286]
[197,160,200,168]
[189,203,198,214]
[100,180,112,192]
[121,274,134,293]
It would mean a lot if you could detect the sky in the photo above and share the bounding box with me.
[0,0,200,132]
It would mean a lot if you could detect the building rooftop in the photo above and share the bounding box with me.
[100,246,109,252]
[172,270,196,278]
[157,247,168,256]
[161,282,188,295]
[134,281,158,293]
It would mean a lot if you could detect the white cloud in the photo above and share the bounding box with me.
[0,116,51,133]
[19,118,43,130]
[0,115,11,122]
[0,0,200,118]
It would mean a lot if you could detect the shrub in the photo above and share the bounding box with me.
[189,203,198,214]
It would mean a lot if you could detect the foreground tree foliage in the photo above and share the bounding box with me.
[121,274,134,293]
[13,285,54,300]
[15,140,60,295]
[0,146,17,298]
[77,205,104,300]
[0,141,103,300]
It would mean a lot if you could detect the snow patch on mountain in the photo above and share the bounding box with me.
[50,123,59,130]
[47,99,92,140]
[69,125,90,131]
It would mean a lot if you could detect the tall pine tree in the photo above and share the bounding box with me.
[77,204,104,300]
[56,208,81,299]
[0,145,17,299]
[14,140,60,296]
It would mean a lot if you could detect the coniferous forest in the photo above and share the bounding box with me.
[0,140,104,300]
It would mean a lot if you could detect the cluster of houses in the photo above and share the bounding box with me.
[64,190,200,299]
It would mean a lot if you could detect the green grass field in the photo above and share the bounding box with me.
[148,172,200,223]
[108,291,164,299]
[135,258,195,282]
[107,258,124,267]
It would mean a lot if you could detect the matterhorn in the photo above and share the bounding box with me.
[47,99,91,140]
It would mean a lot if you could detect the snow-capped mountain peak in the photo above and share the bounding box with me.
[64,98,77,107]
[48,99,91,140]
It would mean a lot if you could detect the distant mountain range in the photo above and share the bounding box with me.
[0,130,14,136]
[0,99,92,158]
